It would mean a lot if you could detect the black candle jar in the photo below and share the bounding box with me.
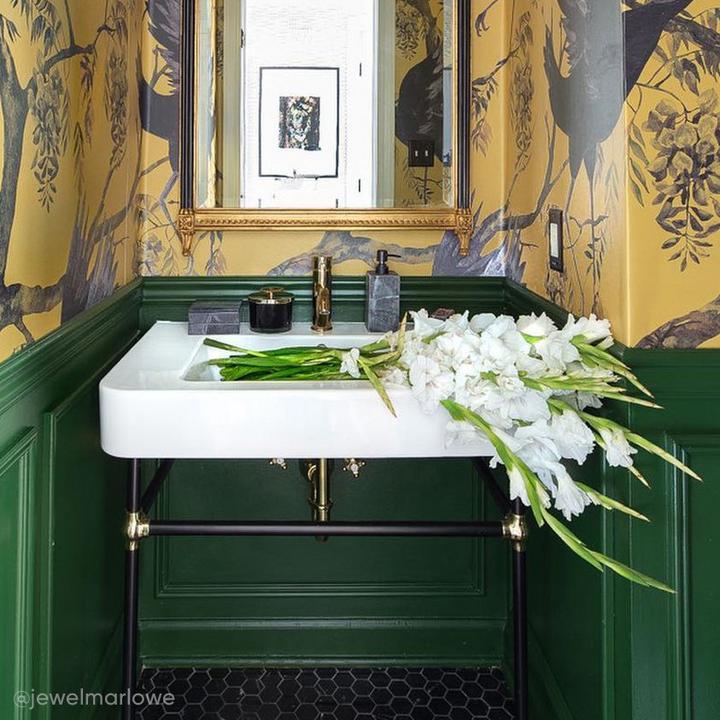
[248,287,294,333]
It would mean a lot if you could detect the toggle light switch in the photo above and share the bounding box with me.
[548,208,564,272]
[409,139,435,168]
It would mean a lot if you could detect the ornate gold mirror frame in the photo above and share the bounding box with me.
[179,0,472,256]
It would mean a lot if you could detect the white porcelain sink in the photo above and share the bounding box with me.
[100,322,492,459]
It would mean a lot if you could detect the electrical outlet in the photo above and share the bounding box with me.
[548,208,564,272]
[409,139,435,168]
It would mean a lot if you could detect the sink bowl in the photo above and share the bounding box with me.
[100,322,493,459]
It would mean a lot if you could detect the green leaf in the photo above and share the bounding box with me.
[358,358,397,417]
[626,433,702,481]
[589,552,675,594]
[540,506,604,572]
[203,339,269,358]
[574,482,649,522]
[542,507,674,592]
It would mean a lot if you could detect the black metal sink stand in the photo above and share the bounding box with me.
[121,457,529,720]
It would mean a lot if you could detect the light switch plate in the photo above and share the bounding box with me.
[409,139,435,168]
[548,208,564,272]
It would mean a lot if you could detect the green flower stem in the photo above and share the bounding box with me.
[441,399,546,528]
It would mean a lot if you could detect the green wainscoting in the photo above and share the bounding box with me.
[0,275,717,720]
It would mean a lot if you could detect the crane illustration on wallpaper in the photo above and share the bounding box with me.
[543,0,694,306]
[0,0,140,346]
[140,0,180,226]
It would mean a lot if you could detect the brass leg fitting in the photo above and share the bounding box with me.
[125,511,150,551]
[503,512,528,553]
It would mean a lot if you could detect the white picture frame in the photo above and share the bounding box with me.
[259,66,340,179]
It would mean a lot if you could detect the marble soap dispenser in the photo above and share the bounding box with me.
[365,250,401,333]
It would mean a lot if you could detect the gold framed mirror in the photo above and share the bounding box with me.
[179,0,472,255]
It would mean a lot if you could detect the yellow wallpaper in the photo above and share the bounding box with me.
[3,0,718,365]
[0,0,143,363]
[484,0,720,349]
[625,0,720,348]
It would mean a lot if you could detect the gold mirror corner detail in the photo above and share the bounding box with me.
[455,207,473,257]
[179,209,196,256]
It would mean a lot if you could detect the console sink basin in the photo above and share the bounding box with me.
[100,322,492,459]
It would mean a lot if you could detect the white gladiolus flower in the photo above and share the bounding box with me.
[408,355,455,413]
[534,331,581,371]
[443,311,471,334]
[435,332,477,370]
[599,427,637,467]
[380,367,409,386]
[483,385,552,425]
[409,309,445,338]
[469,313,497,333]
[551,410,596,464]
[389,307,639,523]
[508,464,530,506]
[517,313,557,338]
[553,463,593,520]
[574,392,603,411]
[563,314,612,343]
[340,348,361,378]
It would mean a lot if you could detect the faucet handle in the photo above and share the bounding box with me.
[343,458,366,478]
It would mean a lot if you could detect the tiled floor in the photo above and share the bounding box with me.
[137,667,515,719]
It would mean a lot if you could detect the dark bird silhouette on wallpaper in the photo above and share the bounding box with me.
[395,0,445,165]
[544,0,693,202]
[544,0,693,302]
[141,0,181,223]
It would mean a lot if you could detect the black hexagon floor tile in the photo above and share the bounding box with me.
[137,667,514,719]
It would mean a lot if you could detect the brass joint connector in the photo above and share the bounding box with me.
[126,511,150,550]
[502,513,528,552]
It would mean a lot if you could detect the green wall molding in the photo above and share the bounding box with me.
[140,618,506,668]
[0,429,36,720]
[140,275,509,327]
[0,279,142,419]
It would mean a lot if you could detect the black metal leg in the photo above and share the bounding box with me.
[122,459,141,720]
[512,499,529,720]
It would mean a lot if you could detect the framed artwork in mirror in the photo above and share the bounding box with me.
[259,67,340,179]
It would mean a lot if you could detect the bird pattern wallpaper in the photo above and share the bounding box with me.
[0,0,718,365]
[0,0,143,363]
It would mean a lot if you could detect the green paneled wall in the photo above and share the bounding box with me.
[0,431,35,720]
[510,277,720,720]
[0,282,141,719]
[0,275,717,719]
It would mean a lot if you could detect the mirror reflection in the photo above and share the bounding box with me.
[196,0,455,210]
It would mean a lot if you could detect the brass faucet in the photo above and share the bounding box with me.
[311,255,333,333]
